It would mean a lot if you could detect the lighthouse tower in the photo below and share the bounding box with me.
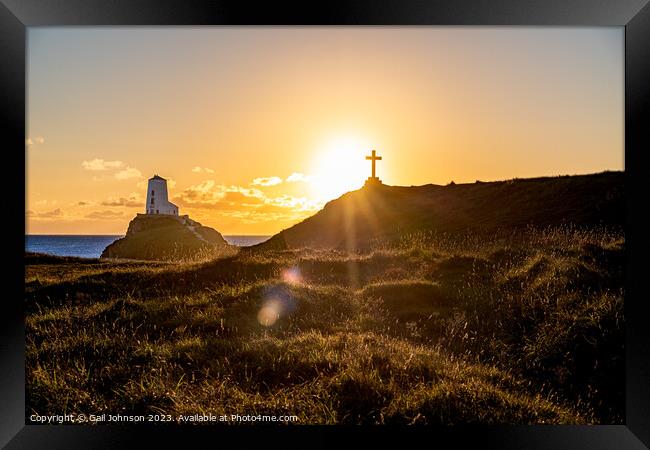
[145,175,179,215]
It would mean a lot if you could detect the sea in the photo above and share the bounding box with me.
[25,235,271,259]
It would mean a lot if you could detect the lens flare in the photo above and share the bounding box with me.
[281,266,302,285]
[257,285,298,327]
[257,297,283,327]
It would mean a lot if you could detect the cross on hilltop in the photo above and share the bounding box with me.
[365,149,383,187]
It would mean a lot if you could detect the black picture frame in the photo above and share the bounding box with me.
[2,1,649,448]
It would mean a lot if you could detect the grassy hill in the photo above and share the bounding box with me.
[101,214,234,261]
[26,225,623,424]
[24,172,624,424]
[255,171,623,251]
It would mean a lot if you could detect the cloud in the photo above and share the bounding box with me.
[172,178,327,226]
[263,195,322,211]
[85,210,124,220]
[220,191,266,207]
[251,176,283,187]
[82,159,123,171]
[175,181,267,209]
[192,166,215,174]
[101,192,142,207]
[286,172,311,183]
[115,167,142,180]
[175,180,227,207]
[228,185,265,198]
[174,179,322,217]
[26,137,45,147]
[26,208,64,219]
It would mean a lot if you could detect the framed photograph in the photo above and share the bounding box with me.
[3,0,649,447]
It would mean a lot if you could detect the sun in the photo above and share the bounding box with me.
[309,137,370,202]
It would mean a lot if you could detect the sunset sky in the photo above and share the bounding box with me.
[27,27,623,235]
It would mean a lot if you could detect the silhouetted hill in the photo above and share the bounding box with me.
[101,214,233,261]
[254,172,623,251]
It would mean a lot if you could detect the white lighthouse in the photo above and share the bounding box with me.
[145,175,179,215]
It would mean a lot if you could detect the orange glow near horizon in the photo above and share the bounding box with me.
[26,27,624,235]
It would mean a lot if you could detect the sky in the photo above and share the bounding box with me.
[26,27,624,235]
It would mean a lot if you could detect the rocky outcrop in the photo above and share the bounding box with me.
[101,214,233,261]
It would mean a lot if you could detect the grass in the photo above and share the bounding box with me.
[101,214,236,262]
[25,225,624,424]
